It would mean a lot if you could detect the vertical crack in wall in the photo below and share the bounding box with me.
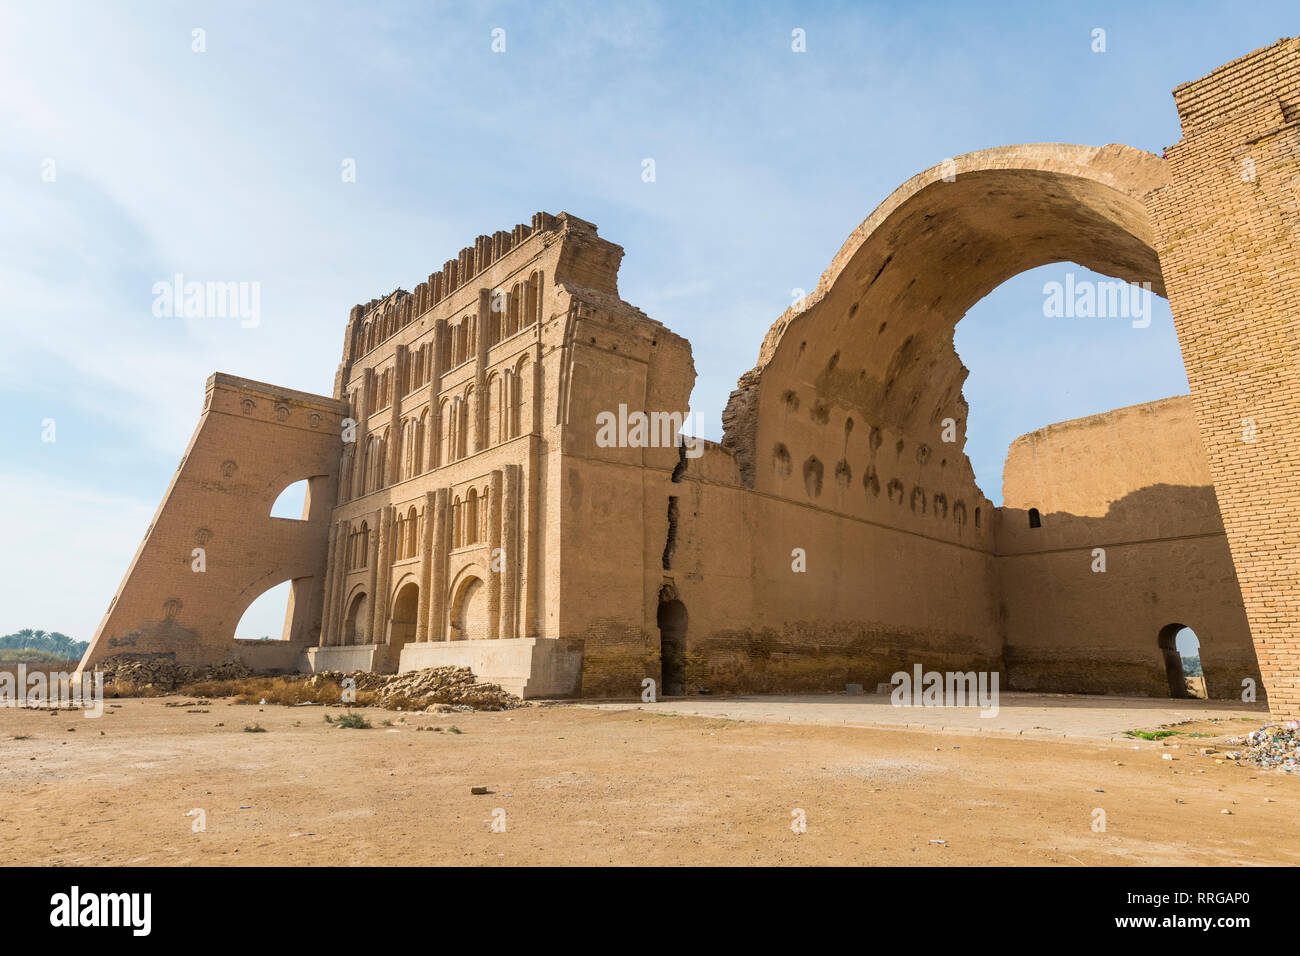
[671,441,688,483]
[662,495,679,570]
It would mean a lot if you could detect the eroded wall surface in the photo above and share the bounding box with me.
[997,396,1259,698]
[555,289,693,696]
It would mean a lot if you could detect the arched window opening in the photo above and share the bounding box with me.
[270,479,309,520]
[234,580,292,641]
[457,394,470,459]
[507,283,521,338]
[1028,507,1041,528]
[392,510,406,561]
[525,272,540,326]
[466,488,479,545]
[512,356,530,437]
[348,521,370,570]
[448,399,461,462]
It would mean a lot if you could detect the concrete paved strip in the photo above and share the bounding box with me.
[578,692,1271,742]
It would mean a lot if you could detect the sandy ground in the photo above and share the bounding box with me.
[1,694,1297,866]
[585,691,1272,739]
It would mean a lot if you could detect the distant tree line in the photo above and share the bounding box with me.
[1181,655,1203,677]
[0,629,87,658]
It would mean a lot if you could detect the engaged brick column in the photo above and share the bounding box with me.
[428,488,450,641]
[371,506,393,643]
[364,509,380,644]
[474,288,490,452]
[416,491,435,641]
[387,345,406,484]
[1149,38,1300,717]
[352,368,373,498]
[425,319,446,471]
[320,521,340,645]
[328,518,350,645]
[488,469,503,639]
[501,463,520,640]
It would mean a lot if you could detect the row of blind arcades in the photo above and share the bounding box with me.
[343,482,494,571]
[339,356,534,502]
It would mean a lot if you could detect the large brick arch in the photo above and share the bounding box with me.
[79,374,348,671]
[721,143,1170,491]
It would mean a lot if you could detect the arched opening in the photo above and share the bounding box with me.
[466,488,479,544]
[392,510,406,560]
[449,576,487,641]
[956,263,1184,504]
[389,582,419,651]
[525,271,540,325]
[507,283,521,337]
[512,355,531,437]
[723,144,1171,502]
[270,480,308,520]
[406,505,419,558]
[1028,508,1041,528]
[1158,622,1202,699]
[234,580,292,640]
[349,521,370,569]
[658,599,688,696]
[458,390,472,458]
[343,592,369,645]
[1158,623,1204,699]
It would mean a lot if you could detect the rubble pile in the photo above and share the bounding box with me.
[1224,722,1300,773]
[309,666,522,711]
[97,655,251,692]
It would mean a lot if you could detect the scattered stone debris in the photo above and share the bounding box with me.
[98,657,520,712]
[310,667,522,712]
[98,656,250,693]
[1223,722,1300,773]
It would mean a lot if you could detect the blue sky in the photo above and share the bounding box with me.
[3,1,1294,642]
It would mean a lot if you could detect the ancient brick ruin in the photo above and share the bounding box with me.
[81,40,1300,716]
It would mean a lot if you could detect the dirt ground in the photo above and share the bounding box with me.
[2,697,1297,866]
